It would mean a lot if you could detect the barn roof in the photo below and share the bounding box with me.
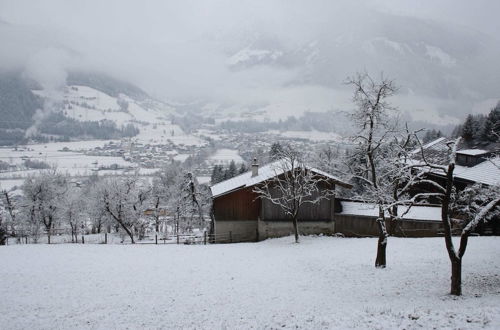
[408,137,500,186]
[456,149,489,156]
[453,156,500,185]
[210,160,352,198]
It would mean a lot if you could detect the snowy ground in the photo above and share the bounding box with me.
[1,236,499,329]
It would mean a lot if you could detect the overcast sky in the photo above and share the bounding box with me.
[0,0,499,123]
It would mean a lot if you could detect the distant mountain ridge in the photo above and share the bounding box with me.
[222,11,500,121]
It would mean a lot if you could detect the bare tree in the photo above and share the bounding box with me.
[1,189,17,243]
[100,176,148,244]
[22,172,68,244]
[0,197,6,245]
[345,72,398,267]
[85,179,109,234]
[150,178,167,244]
[419,138,500,295]
[59,187,84,243]
[254,145,335,243]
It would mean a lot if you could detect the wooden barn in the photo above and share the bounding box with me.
[210,159,352,242]
[335,200,446,237]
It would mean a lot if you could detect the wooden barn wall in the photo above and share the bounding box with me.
[335,214,444,238]
[213,188,260,221]
[260,186,340,221]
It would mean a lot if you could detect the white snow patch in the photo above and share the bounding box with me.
[208,149,244,165]
[341,201,441,221]
[270,130,342,142]
[227,47,283,66]
[0,237,499,329]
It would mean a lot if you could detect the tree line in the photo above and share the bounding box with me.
[452,102,500,145]
[0,163,211,245]
[210,161,247,184]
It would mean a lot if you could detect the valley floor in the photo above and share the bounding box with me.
[1,236,499,329]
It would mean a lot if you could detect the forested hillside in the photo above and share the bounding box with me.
[0,72,42,129]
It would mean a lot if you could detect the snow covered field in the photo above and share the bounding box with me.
[208,148,244,165]
[1,236,499,329]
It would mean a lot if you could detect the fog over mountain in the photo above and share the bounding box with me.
[1,0,499,125]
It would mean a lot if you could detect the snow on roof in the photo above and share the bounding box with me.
[453,157,500,186]
[456,149,489,156]
[210,160,351,198]
[340,201,441,222]
[410,137,448,155]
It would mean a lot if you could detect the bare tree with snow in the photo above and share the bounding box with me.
[254,145,335,243]
[418,138,500,295]
[100,176,151,244]
[59,187,84,243]
[22,172,68,244]
[344,72,399,267]
[0,197,7,245]
[1,188,18,244]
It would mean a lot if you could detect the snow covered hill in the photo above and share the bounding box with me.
[33,85,173,126]
[28,76,205,147]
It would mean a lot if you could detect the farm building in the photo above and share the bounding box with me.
[335,201,447,237]
[210,159,352,242]
[406,137,500,235]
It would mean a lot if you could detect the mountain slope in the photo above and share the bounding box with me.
[0,71,177,145]
[222,12,500,122]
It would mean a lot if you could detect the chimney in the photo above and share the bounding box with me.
[251,158,259,177]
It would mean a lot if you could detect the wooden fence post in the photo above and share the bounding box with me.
[204,231,207,245]
[105,232,108,244]
[82,235,85,244]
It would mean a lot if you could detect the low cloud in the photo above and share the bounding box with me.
[1,0,499,124]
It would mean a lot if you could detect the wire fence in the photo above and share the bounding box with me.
[4,230,258,245]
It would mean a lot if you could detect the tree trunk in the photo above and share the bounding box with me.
[375,211,388,268]
[155,221,159,245]
[292,215,299,243]
[116,220,135,244]
[375,235,387,268]
[125,226,135,244]
[0,227,6,245]
[450,258,462,296]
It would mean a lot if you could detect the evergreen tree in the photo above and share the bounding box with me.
[461,114,476,142]
[210,165,224,184]
[452,124,463,138]
[481,104,500,142]
[423,129,443,143]
[227,160,237,179]
[269,142,284,160]
[238,163,247,174]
